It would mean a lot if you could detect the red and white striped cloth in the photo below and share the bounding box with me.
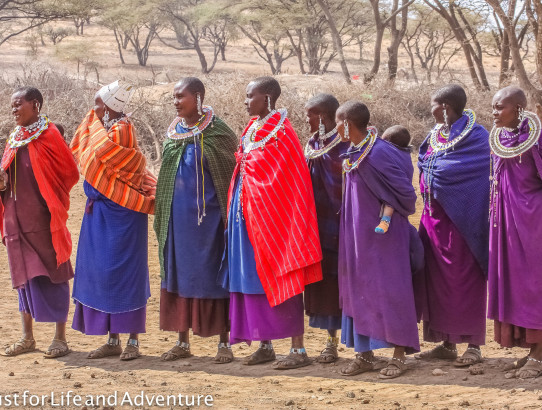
[227,112,323,307]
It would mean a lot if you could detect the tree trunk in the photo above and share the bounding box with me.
[387,0,409,81]
[113,29,126,65]
[499,29,511,86]
[488,0,542,104]
[315,0,351,83]
[365,25,384,82]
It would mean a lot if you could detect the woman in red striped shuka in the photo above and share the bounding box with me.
[220,76,323,369]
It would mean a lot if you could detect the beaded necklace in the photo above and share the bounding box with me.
[422,110,476,216]
[241,109,285,153]
[489,111,541,161]
[429,109,475,153]
[166,105,215,140]
[342,127,377,173]
[304,128,340,160]
[489,111,542,228]
[236,109,286,221]
[7,114,50,148]
[166,105,215,225]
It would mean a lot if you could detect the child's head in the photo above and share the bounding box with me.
[382,125,411,148]
[54,123,65,137]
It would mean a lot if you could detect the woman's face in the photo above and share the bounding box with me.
[173,83,199,119]
[245,82,268,118]
[305,106,321,133]
[11,92,39,127]
[492,92,521,129]
[94,93,106,120]
[431,97,445,124]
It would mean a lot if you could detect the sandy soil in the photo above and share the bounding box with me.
[0,18,541,410]
[0,180,541,410]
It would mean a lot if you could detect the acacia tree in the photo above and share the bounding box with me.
[158,0,231,74]
[487,0,542,104]
[101,0,160,66]
[364,0,415,83]
[0,0,69,47]
[423,0,491,90]
[401,4,458,83]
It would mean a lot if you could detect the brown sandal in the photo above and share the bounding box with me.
[87,338,122,359]
[120,339,141,361]
[161,341,192,361]
[44,339,70,359]
[340,352,375,376]
[273,348,312,370]
[317,337,339,363]
[5,338,36,356]
[243,344,276,365]
[454,347,482,367]
[516,357,542,379]
[379,357,407,379]
[213,343,234,364]
[415,344,457,361]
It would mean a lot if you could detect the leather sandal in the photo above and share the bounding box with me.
[273,348,312,370]
[87,337,122,359]
[243,343,276,365]
[161,341,192,361]
[5,338,36,356]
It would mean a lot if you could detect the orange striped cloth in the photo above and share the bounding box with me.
[70,110,156,215]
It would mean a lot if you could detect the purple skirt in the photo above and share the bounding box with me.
[18,276,69,323]
[229,292,304,345]
[72,301,146,335]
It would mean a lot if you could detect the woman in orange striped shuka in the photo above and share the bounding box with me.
[70,81,156,361]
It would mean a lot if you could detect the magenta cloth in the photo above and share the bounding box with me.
[72,301,146,335]
[418,197,487,345]
[229,292,304,345]
[488,122,542,333]
[18,276,70,323]
[1,146,73,288]
[339,138,420,353]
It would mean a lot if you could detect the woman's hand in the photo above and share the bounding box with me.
[141,171,157,197]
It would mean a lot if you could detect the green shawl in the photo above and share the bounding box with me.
[154,116,238,280]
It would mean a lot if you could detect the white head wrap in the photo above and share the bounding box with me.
[98,80,134,113]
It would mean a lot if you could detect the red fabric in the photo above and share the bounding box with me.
[227,113,323,307]
[0,124,79,266]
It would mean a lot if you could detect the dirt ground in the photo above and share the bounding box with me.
[0,180,541,410]
[1,18,542,410]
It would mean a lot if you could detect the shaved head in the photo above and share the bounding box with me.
[249,76,281,104]
[176,77,205,100]
[493,86,527,108]
[305,93,340,122]
[336,100,370,130]
[432,84,467,116]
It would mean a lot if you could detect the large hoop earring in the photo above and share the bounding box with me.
[197,93,203,116]
[344,120,350,140]
[319,116,325,139]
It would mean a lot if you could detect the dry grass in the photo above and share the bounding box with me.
[0,64,496,164]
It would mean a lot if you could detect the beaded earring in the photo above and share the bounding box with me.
[344,120,350,140]
[103,109,110,125]
[443,109,448,127]
[197,93,202,115]
[319,116,325,139]
[267,96,272,112]
[518,107,525,123]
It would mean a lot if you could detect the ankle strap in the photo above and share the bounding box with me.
[327,336,339,346]
[175,341,190,350]
[107,337,120,346]
[218,342,231,349]
[126,338,139,347]
[259,342,273,350]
